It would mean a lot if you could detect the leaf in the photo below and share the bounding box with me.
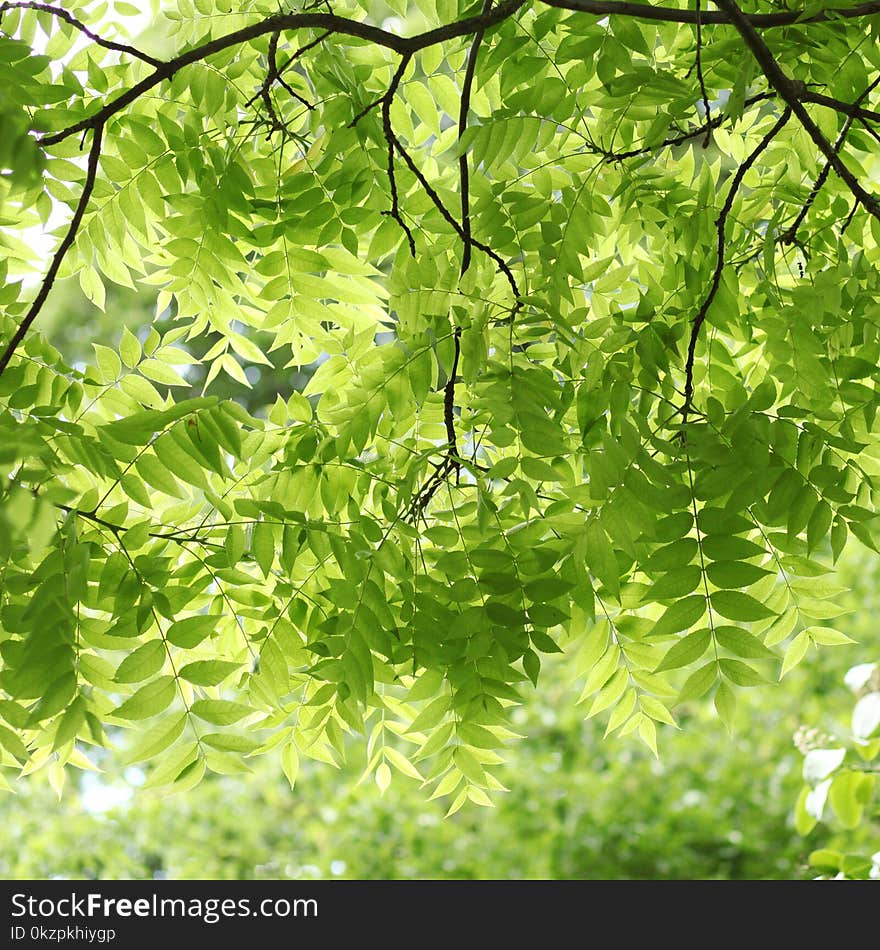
[805,626,854,647]
[114,641,166,684]
[652,595,706,637]
[719,659,768,687]
[714,626,776,659]
[120,327,142,368]
[191,700,254,725]
[113,676,176,720]
[166,615,217,648]
[384,746,423,781]
[655,628,711,672]
[677,661,717,703]
[646,566,702,601]
[375,761,391,794]
[780,631,810,679]
[828,770,872,829]
[93,343,121,382]
[178,660,240,687]
[710,590,776,622]
[122,713,187,764]
[794,786,817,836]
[714,680,736,733]
[705,560,771,589]
[252,520,275,577]
[585,522,619,597]
[281,740,299,790]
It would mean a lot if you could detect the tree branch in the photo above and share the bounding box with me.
[39,3,527,147]
[694,0,712,146]
[0,124,103,377]
[542,0,880,27]
[380,55,416,255]
[0,1,162,67]
[711,0,880,223]
[682,108,791,425]
[781,76,880,244]
[800,90,880,124]
[607,91,775,160]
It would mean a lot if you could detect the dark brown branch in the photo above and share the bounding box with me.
[0,124,103,376]
[694,0,711,147]
[800,90,880,124]
[781,76,880,244]
[444,327,463,468]
[39,2,527,147]
[711,0,880,223]
[459,0,493,277]
[0,1,162,66]
[55,501,220,548]
[607,91,774,160]
[682,108,791,425]
[391,132,521,299]
[542,0,880,27]
[244,31,314,137]
[381,55,416,255]
[276,28,333,76]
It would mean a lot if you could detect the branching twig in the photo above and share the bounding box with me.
[711,0,880,223]
[407,1,493,518]
[606,91,775,160]
[694,0,712,147]
[542,0,880,27]
[681,108,792,425]
[800,90,880,124]
[0,1,162,66]
[380,55,417,256]
[0,124,103,376]
[0,3,527,375]
[458,0,493,277]
[244,30,314,135]
[781,76,880,244]
[38,3,527,148]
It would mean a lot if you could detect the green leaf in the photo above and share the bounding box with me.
[677,661,718,703]
[281,740,299,790]
[714,680,736,733]
[655,628,711,672]
[252,520,275,577]
[122,713,187,764]
[93,344,121,382]
[178,660,240,687]
[652,595,706,637]
[114,676,176,720]
[714,626,776,659]
[780,631,810,679]
[191,700,254,725]
[705,560,772,589]
[710,591,776,622]
[114,641,166,684]
[120,327,142,368]
[166,615,217,649]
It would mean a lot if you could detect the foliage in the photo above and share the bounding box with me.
[792,660,880,879]
[0,660,813,880]
[2,1,880,804]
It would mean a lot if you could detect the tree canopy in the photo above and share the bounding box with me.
[1,0,880,810]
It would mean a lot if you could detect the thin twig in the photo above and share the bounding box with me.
[681,108,792,425]
[0,1,162,66]
[711,0,880,223]
[0,124,103,376]
[781,76,880,244]
[695,0,712,147]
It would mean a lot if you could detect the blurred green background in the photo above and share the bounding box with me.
[2,276,878,882]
